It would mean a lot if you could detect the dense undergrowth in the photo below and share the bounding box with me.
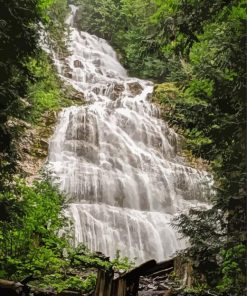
[72,0,246,295]
[0,179,133,293]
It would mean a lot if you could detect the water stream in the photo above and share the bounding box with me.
[48,6,210,263]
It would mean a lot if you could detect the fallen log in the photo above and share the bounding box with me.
[0,279,23,295]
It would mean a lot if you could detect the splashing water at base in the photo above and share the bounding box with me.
[47,6,210,263]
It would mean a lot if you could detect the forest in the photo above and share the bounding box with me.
[0,0,246,295]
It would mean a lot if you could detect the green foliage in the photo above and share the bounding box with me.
[184,284,208,294]
[0,180,67,278]
[154,1,246,292]
[44,0,70,53]
[73,0,120,41]
[0,179,134,292]
[41,273,97,293]
[217,244,247,295]
[70,245,134,271]
[0,179,133,292]
[110,250,135,271]
[26,52,72,123]
[173,208,225,286]
[38,0,56,18]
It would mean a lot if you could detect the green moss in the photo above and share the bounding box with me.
[152,83,181,115]
[153,83,181,102]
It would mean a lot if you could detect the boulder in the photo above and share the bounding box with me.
[73,60,83,68]
[110,83,125,100]
[7,117,31,129]
[92,87,101,95]
[128,82,143,96]
[40,139,49,150]
[44,110,57,125]
[72,91,85,101]
[92,58,101,67]
[64,72,73,79]
[63,66,73,78]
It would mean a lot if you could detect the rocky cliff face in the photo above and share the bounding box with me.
[14,111,58,183]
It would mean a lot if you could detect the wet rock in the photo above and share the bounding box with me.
[64,72,73,79]
[20,98,31,108]
[73,60,83,68]
[148,284,156,290]
[139,271,174,296]
[14,112,56,183]
[92,87,101,95]
[63,66,73,78]
[147,92,153,101]
[92,58,101,67]
[40,139,49,150]
[157,283,169,290]
[32,148,47,158]
[72,92,85,101]
[114,83,125,94]
[106,70,115,78]
[7,117,32,129]
[95,68,103,75]
[127,81,143,96]
[44,111,57,125]
[110,83,125,100]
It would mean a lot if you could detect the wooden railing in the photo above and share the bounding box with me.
[93,258,174,296]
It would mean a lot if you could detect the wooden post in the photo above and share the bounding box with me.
[93,269,114,296]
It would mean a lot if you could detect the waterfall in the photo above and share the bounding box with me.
[48,6,210,263]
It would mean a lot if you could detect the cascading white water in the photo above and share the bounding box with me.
[48,6,210,263]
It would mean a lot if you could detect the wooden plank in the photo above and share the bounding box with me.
[149,266,174,278]
[93,269,114,296]
[121,260,156,280]
[116,278,126,296]
[93,269,102,296]
[141,259,174,276]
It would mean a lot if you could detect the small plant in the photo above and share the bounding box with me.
[42,274,97,293]
[111,250,135,271]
